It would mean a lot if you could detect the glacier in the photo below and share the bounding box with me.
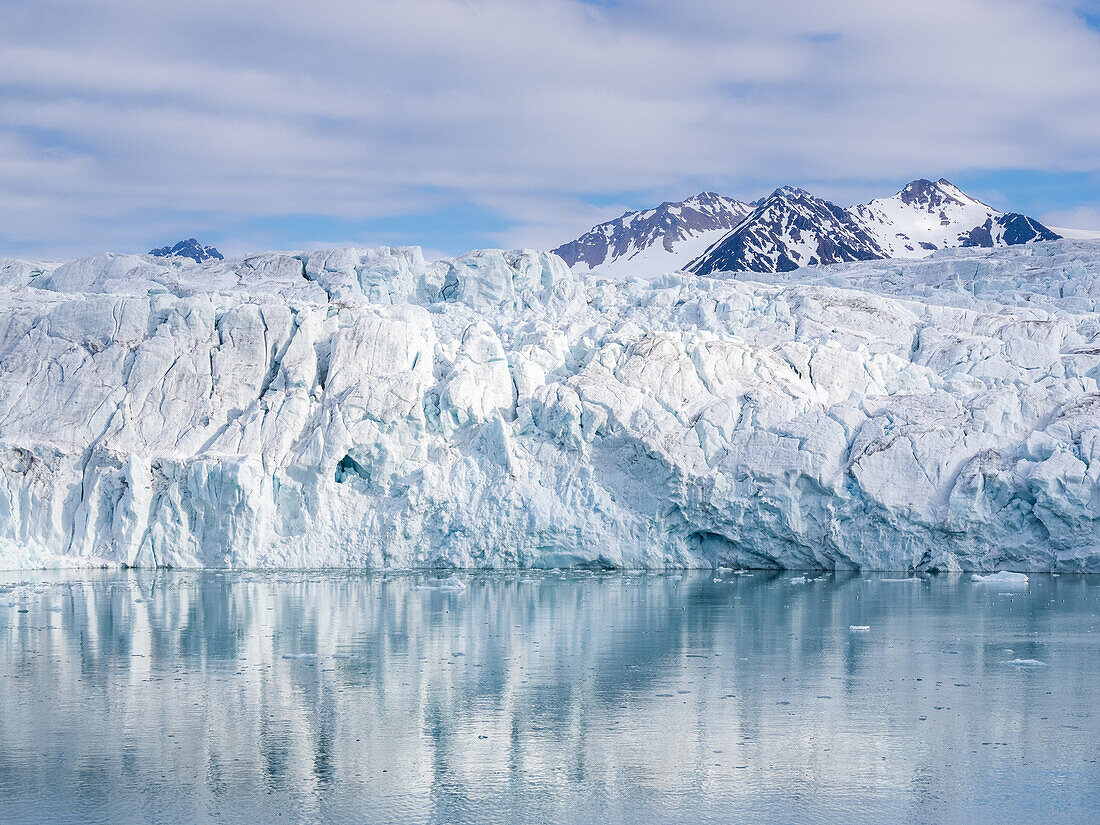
[0,240,1098,571]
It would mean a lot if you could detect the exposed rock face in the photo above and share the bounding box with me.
[0,240,1098,571]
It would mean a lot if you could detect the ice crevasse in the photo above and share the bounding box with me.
[0,240,1098,571]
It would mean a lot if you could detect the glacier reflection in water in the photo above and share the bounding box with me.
[0,570,1098,824]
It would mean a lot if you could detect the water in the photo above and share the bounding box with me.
[1,570,1097,824]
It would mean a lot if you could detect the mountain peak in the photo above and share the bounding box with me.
[682,191,728,208]
[900,178,936,195]
[149,238,224,263]
[894,178,988,211]
[898,178,960,207]
[769,185,812,199]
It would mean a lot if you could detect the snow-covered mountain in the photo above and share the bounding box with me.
[0,239,1099,571]
[149,238,224,263]
[551,192,752,277]
[688,179,1060,276]
[850,178,1059,258]
[559,179,1061,277]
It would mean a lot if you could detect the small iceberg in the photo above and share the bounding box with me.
[849,625,871,632]
[412,575,467,592]
[1006,658,1047,667]
[972,571,1029,586]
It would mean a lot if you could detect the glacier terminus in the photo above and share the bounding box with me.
[1,239,1099,571]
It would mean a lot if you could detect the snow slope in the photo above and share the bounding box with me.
[565,226,733,279]
[1050,226,1100,241]
[1,240,1099,571]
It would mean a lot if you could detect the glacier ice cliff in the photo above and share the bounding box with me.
[0,240,1098,571]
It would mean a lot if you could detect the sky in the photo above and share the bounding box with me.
[2,0,1100,259]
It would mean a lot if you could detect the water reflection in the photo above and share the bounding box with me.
[0,570,1097,824]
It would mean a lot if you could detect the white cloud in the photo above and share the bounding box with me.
[1041,205,1100,231]
[1,0,1099,256]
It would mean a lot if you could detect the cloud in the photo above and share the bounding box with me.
[1,0,1099,257]
[1041,205,1100,230]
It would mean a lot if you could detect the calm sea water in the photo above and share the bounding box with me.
[0,569,1097,825]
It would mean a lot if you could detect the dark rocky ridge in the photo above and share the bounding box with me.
[688,187,884,274]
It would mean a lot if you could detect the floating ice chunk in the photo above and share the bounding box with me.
[972,571,1029,586]
[789,576,807,584]
[412,575,467,592]
[849,625,871,632]
[1006,658,1047,667]
[881,577,922,582]
[282,653,319,661]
